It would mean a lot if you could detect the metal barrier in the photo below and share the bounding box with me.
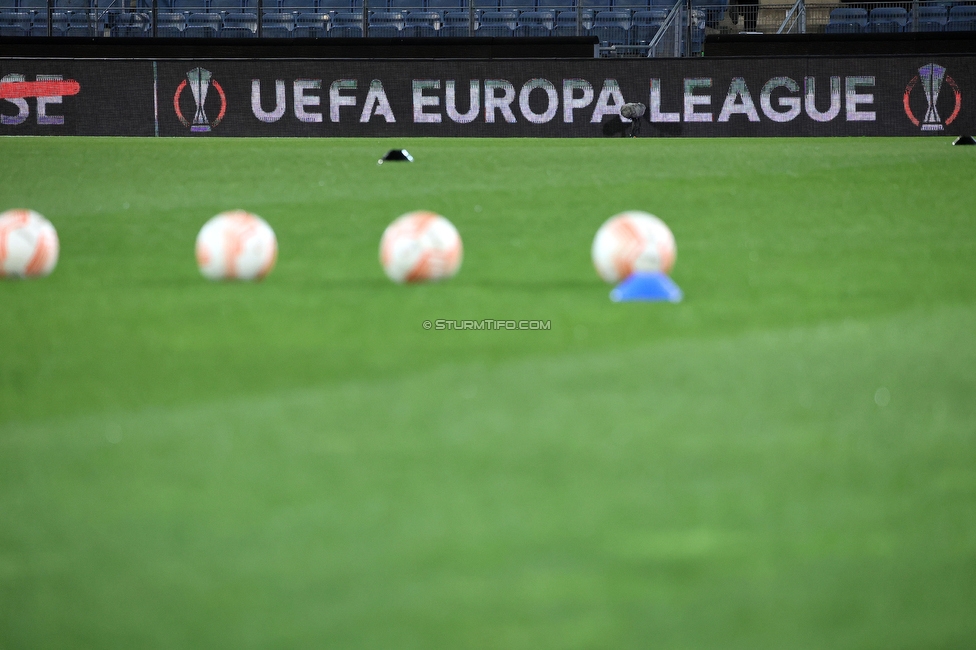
[777,0,803,33]
[646,0,683,57]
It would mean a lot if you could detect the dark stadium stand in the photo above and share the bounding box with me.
[867,6,907,33]
[825,7,867,33]
[402,9,437,35]
[0,0,706,42]
[818,3,976,35]
[947,3,976,30]
[705,30,976,56]
[0,0,974,58]
[478,9,518,36]
[916,5,948,31]
[515,10,552,36]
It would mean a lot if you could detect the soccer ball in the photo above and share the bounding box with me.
[195,210,277,281]
[379,211,463,283]
[591,211,676,283]
[0,208,59,279]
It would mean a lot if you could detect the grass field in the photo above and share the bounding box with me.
[1,136,974,648]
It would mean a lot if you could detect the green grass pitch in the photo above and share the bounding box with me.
[1,136,975,648]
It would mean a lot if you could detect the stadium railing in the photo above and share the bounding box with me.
[776,0,803,33]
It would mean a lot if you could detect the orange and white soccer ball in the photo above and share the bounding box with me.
[0,208,59,279]
[379,211,463,283]
[591,211,676,283]
[195,210,277,281]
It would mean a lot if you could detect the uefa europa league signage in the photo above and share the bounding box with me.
[0,56,972,137]
[173,67,227,133]
[920,63,945,130]
[903,63,962,132]
[188,67,212,132]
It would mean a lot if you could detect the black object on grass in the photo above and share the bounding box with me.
[378,149,414,164]
[952,135,976,146]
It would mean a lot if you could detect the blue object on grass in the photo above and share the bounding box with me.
[610,271,683,303]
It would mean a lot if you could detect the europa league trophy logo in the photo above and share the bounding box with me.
[903,63,961,132]
[919,63,945,132]
[173,67,227,133]
[187,67,212,133]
